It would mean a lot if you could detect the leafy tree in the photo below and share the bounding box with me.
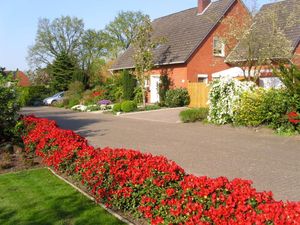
[221,0,299,81]
[121,70,136,100]
[27,16,84,68]
[79,29,108,86]
[132,16,162,108]
[28,68,52,86]
[49,52,80,92]
[103,11,148,58]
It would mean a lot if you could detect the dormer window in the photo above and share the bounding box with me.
[213,37,225,57]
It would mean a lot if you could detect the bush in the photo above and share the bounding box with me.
[102,75,123,102]
[180,108,209,123]
[235,88,300,131]
[274,64,300,95]
[159,74,171,106]
[18,86,52,106]
[208,77,256,124]
[144,104,161,111]
[0,74,20,143]
[65,81,85,108]
[81,87,106,106]
[122,70,136,100]
[121,101,137,113]
[113,103,122,112]
[165,88,190,107]
[21,115,300,225]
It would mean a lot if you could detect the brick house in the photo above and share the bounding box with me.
[110,0,250,103]
[225,0,300,88]
[2,70,31,87]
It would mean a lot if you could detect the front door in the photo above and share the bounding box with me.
[150,75,160,103]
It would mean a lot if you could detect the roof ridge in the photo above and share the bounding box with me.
[260,0,286,9]
[152,0,229,22]
[152,7,197,22]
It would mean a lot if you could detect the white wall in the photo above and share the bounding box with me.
[259,77,284,89]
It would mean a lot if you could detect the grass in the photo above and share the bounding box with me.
[0,168,126,225]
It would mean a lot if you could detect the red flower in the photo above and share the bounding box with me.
[21,115,300,225]
[288,111,300,124]
[166,188,176,197]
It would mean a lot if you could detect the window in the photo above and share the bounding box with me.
[197,74,208,84]
[213,37,225,57]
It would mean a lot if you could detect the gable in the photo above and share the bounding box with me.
[111,0,236,71]
[226,0,300,63]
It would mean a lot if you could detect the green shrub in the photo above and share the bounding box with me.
[165,88,190,107]
[274,64,300,95]
[18,86,52,106]
[159,74,171,106]
[67,98,80,108]
[121,101,137,113]
[234,88,293,128]
[234,89,267,126]
[64,81,85,108]
[18,87,30,106]
[122,70,136,100]
[133,86,143,104]
[145,104,161,111]
[0,74,20,143]
[113,103,122,112]
[208,78,256,125]
[180,108,209,123]
[102,75,123,102]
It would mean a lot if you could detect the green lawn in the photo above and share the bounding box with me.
[0,168,126,225]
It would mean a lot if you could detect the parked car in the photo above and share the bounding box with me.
[43,92,64,105]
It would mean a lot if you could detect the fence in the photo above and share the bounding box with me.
[187,83,210,108]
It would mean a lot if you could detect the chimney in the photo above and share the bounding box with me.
[198,0,211,14]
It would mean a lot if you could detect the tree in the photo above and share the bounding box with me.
[103,11,148,58]
[221,0,299,81]
[27,16,84,68]
[48,52,80,92]
[79,29,108,86]
[132,16,163,107]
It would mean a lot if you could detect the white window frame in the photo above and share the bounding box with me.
[213,37,225,57]
[197,74,208,84]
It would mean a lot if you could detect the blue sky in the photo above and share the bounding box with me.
[0,0,269,71]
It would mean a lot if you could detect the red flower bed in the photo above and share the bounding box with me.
[21,115,300,225]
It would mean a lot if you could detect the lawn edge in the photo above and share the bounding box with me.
[47,167,135,225]
[0,167,46,176]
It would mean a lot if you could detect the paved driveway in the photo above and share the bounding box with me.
[21,107,300,201]
[119,107,186,123]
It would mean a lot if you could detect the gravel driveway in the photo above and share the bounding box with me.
[21,106,300,201]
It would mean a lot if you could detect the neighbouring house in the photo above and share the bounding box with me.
[224,0,300,88]
[110,0,250,103]
[2,70,31,87]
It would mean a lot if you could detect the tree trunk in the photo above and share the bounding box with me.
[141,86,146,108]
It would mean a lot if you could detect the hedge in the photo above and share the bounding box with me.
[21,115,300,225]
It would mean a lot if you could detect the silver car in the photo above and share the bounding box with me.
[43,92,64,105]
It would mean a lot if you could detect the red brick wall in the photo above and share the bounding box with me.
[16,71,31,87]
[149,64,188,88]
[187,0,250,82]
[292,43,300,66]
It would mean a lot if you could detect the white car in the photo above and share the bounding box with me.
[43,92,64,105]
